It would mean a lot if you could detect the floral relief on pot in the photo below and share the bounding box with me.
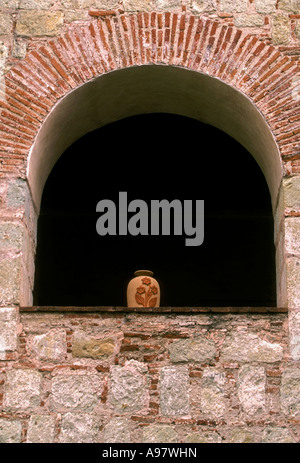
[127,270,160,308]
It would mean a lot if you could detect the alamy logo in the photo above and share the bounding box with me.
[96,192,204,246]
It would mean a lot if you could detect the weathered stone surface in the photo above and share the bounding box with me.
[190,0,217,14]
[6,178,26,209]
[272,14,291,45]
[286,256,300,307]
[142,425,178,443]
[160,366,190,416]
[0,0,19,7]
[235,14,265,27]
[0,14,13,35]
[19,0,53,8]
[285,218,300,256]
[0,223,23,250]
[255,0,277,13]
[278,0,300,13]
[16,11,64,37]
[123,0,154,12]
[61,0,119,7]
[59,412,99,443]
[5,369,41,409]
[0,307,18,355]
[186,430,222,443]
[221,331,283,363]
[237,366,266,416]
[31,329,66,361]
[72,330,115,359]
[289,309,300,361]
[169,336,216,363]
[51,374,101,411]
[220,0,248,12]
[261,426,295,443]
[200,367,226,418]
[0,255,21,305]
[0,418,22,443]
[27,415,55,443]
[228,428,254,443]
[110,360,149,413]
[103,417,131,443]
[281,177,300,213]
[156,0,182,10]
[281,368,300,417]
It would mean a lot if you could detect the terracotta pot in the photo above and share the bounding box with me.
[127,270,160,307]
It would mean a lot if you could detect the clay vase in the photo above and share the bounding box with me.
[127,270,160,308]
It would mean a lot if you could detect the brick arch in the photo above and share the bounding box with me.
[1,11,299,308]
[1,12,298,207]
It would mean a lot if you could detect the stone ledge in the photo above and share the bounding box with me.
[19,306,289,314]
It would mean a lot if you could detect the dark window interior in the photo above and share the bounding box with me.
[33,113,276,307]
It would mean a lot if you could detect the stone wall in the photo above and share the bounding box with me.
[1,307,299,443]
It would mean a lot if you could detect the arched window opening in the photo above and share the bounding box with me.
[33,113,276,307]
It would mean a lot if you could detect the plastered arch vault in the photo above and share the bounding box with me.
[0,9,300,443]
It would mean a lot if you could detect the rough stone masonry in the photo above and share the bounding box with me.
[0,307,299,443]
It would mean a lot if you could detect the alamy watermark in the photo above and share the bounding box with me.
[96,192,204,246]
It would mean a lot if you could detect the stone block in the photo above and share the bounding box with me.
[169,336,216,363]
[0,418,22,443]
[0,254,22,306]
[59,412,100,443]
[285,218,300,256]
[275,177,300,244]
[220,0,248,12]
[235,14,265,27]
[0,0,19,7]
[72,330,115,359]
[30,329,67,361]
[262,426,295,443]
[0,307,18,356]
[237,366,266,416]
[160,365,190,416]
[281,368,300,417]
[286,256,300,307]
[220,331,283,363]
[27,415,55,443]
[228,428,254,443]
[19,0,53,8]
[255,0,277,13]
[110,360,149,413]
[0,222,23,251]
[156,0,182,11]
[62,0,119,7]
[6,178,26,209]
[200,367,226,418]
[289,309,300,361]
[51,374,101,411]
[123,0,154,12]
[278,0,300,13]
[5,369,41,409]
[142,425,178,443]
[0,14,13,35]
[16,11,64,37]
[103,417,131,443]
[186,430,222,443]
[190,0,217,14]
[272,14,291,45]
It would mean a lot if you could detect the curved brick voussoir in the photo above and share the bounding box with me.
[0,10,299,174]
